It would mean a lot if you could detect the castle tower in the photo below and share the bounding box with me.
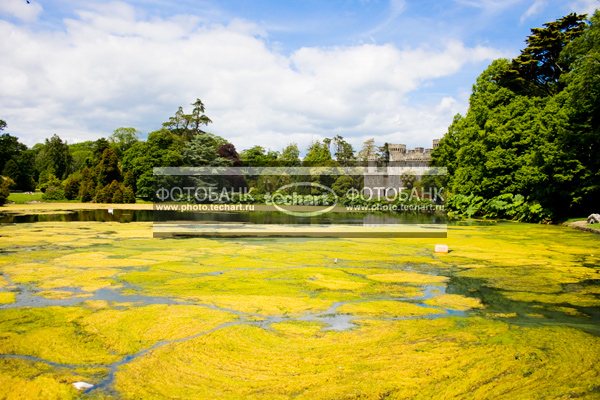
[388,144,406,162]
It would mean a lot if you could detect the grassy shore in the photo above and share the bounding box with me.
[0,202,154,215]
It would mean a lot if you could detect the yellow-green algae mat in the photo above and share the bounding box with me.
[0,221,599,399]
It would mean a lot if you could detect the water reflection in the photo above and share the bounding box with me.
[0,209,446,226]
[0,209,154,224]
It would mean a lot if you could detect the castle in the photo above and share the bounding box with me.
[369,139,439,167]
[364,139,439,198]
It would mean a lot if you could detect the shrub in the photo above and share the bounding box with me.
[0,176,16,205]
[63,176,80,200]
[122,186,136,203]
[42,186,66,201]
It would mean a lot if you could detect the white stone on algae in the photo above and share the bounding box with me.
[435,244,449,253]
[72,381,94,390]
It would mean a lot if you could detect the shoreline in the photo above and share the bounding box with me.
[0,202,154,215]
[561,220,600,234]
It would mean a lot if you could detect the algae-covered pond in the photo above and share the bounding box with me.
[0,218,599,399]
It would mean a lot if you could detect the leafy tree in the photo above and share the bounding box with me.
[36,134,73,180]
[432,10,600,219]
[332,135,356,166]
[2,159,20,184]
[556,9,600,213]
[495,13,587,97]
[80,180,95,202]
[122,129,185,199]
[123,170,136,192]
[331,175,355,197]
[69,141,94,172]
[39,173,62,193]
[0,176,15,205]
[240,146,278,167]
[13,149,37,191]
[279,143,301,167]
[183,133,222,166]
[78,167,95,202]
[110,127,140,156]
[0,134,26,173]
[63,176,80,200]
[163,99,213,141]
[218,143,242,166]
[303,140,332,166]
[358,138,377,164]
[430,114,463,185]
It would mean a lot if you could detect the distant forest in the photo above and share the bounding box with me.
[1,11,598,222]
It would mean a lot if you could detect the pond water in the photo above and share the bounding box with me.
[0,209,446,225]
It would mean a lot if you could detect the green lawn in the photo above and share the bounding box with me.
[7,191,151,204]
[6,191,44,204]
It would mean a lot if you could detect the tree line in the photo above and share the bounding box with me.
[431,11,600,221]
[0,99,396,205]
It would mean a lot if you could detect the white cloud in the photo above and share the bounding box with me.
[0,2,501,152]
[0,0,42,22]
[568,0,600,15]
[520,0,546,23]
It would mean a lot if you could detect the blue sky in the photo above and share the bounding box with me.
[0,0,598,153]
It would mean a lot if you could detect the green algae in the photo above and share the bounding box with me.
[113,318,600,400]
[0,219,598,398]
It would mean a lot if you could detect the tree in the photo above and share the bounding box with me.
[123,170,136,192]
[218,143,242,166]
[163,99,213,141]
[189,99,213,136]
[358,138,377,164]
[240,146,278,167]
[332,135,356,167]
[183,133,221,166]
[0,176,15,206]
[2,159,20,184]
[122,186,136,203]
[122,129,185,199]
[96,148,121,187]
[37,134,73,180]
[495,13,587,97]
[0,132,26,175]
[303,140,332,166]
[39,173,62,193]
[64,176,80,200]
[110,127,140,156]
[279,143,301,167]
[112,187,123,203]
[92,138,111,167]
[378,143,389,166]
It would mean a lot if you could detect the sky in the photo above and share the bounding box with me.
[0,0,598,154]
